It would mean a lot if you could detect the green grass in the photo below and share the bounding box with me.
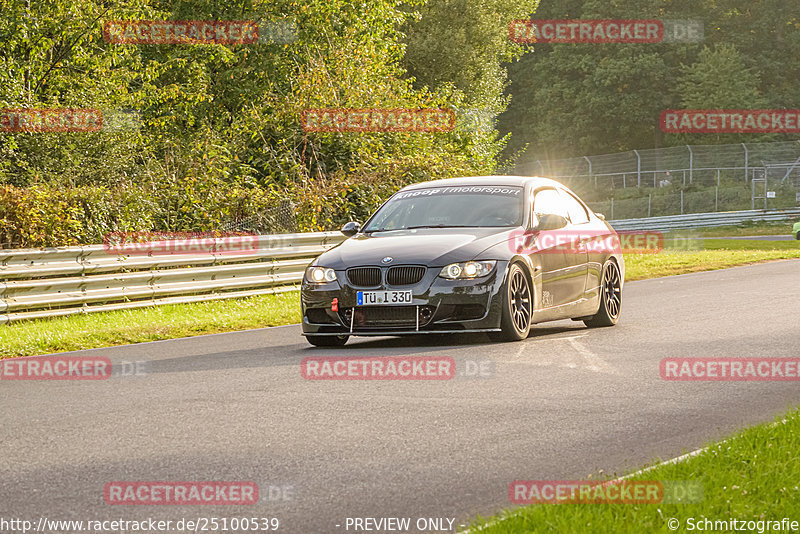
[463,408,800,533]
[669,220,798,237]
[625,239,800,281]
[0,292,300,359]
[700,239,800,251]
[2,240,800,358]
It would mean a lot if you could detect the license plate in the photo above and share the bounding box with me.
[357,290,413,306]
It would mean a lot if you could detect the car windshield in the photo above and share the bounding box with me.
[363,186,524,232]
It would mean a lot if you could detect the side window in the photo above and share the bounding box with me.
[533,189,569,219]
[560,190,590,224]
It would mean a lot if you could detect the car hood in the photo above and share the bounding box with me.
[316,227,520,268]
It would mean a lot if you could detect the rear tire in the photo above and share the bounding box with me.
[488,263,532,342]
[584,260,622,328]
[306,335,349,347]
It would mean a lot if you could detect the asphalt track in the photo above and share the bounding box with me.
[1,260,799,533]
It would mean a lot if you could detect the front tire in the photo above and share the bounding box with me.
[489,263,532,342]
[306,335,349,347]
[584,260,622,328]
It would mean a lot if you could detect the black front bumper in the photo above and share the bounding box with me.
[301,262,507,336]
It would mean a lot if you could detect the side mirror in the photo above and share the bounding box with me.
[532,213,568,231]
[596,213,606,220]
[341,221,361,237]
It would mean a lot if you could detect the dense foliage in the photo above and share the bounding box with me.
[500,0,800,161]
[2,0,798,247]
[0,0,537,247]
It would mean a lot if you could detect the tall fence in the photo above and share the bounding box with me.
[517,141,800,219]
[518,140,800,188]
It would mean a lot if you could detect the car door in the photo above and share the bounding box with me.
[557,188,592,302]
[529,188,584,308]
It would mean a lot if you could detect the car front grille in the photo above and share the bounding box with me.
[386,266,426,286]
[339,305,436,329]
[347,267,381,287]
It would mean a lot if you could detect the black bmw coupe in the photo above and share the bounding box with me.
[301,176,624,346]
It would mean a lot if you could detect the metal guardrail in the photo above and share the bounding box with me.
[0,232,345,324]
[609,208,800,232]
[2,209,799,324]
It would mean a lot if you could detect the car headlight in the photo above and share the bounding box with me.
[305,266,338,284]
[439,261,496,280]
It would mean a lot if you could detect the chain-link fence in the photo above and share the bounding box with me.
[517,141,800,218]
[584,185,800,220]
[220,198,298,234]
[518,141,800,187]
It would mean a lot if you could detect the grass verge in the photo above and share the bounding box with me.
[672,220,796,237]
[2,240,799,358]
[0,291,300,359]
[464,408,800,533]
[625,240,800,281]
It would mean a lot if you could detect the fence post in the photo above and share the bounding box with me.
[687,145,693,184]
[584,156,592,187]
[648,194,652,217]
[742,143,748,183]
[715,186,718,211]
[681,190,684,214]
[633,149,641,188]
[611,198,614,220]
